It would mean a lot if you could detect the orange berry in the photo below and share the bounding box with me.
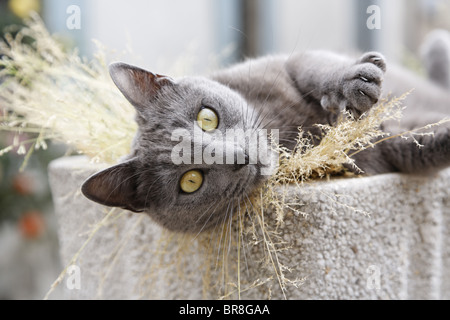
[18,210,45,239]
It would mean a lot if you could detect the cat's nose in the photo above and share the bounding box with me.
[234,153,249,171]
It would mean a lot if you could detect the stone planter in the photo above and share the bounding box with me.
[48,156,450,299]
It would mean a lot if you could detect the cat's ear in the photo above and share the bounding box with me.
[109,62,174,111]
[81,158,144,213]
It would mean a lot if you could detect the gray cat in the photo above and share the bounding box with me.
[82,32,450,233]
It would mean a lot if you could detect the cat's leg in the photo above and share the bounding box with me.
[286,51,386,118]
[384,126,449,174]
[353,117,450,174]
[421,29,450,89]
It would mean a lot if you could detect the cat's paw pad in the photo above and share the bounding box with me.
[342,52,386,115]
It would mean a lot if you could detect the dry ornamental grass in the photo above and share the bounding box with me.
[1,14,447,299]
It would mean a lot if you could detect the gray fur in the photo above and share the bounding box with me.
[421,29,450,89]
[82,31,450,233]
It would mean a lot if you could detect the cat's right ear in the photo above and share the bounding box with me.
[81,158,145,213]
[109,62,174,111]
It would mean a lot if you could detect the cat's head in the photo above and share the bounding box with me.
[81,63,278,233]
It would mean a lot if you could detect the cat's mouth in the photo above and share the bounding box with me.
[236,154,278,196]
[231,165,256,198]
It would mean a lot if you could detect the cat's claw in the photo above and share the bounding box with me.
[321,52,386,117]
[357,52,387,72]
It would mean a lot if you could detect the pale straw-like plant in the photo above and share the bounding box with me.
[2,14,448,299]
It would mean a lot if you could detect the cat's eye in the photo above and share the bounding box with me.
[197,107,219,131]
[180,170,204,193]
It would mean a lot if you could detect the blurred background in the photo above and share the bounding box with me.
[0,0,449,299]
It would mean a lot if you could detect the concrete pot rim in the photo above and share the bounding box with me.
[48,156,450,299]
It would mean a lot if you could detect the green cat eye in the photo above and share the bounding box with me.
[197,107,219,131]
[180,170,204,193]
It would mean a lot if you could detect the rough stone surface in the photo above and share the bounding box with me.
[48,156,450,299]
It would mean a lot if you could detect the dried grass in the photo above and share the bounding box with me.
[0,13,136,165]
[2,15,447,299]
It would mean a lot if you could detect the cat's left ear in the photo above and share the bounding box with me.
[81,158,145,213]
[109,62,174,111]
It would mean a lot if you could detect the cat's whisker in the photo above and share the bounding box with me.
[248,99,258,133]
[142,174,165,209]
[244,102,253,132]
[210,199,227,234]
[250,56,304,133]
[191,201,223,242]
[194,200,219,224]
[300,88,321,101]
[246,61,272,129]
[214,200,233,268]
[239,193,252,277]
[278,138,298,144]
[247,102,303,146]
[252,109,274,133]
[245,61,258,130]
[240,99,248,130]
[260,88,318,129]
[236,197,242,298]
[226,200,234,260]
[257,95,315,131]
[243,192,257,216]
[251,61,289,131]
[277,130,303,135]
[218,201,233,288]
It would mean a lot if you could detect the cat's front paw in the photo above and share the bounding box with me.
[321,52,386,117]
[343,52,386,116]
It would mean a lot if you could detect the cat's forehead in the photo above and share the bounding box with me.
[177,76,224,91]
[176,76,243,102]
[136,75,249,146]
